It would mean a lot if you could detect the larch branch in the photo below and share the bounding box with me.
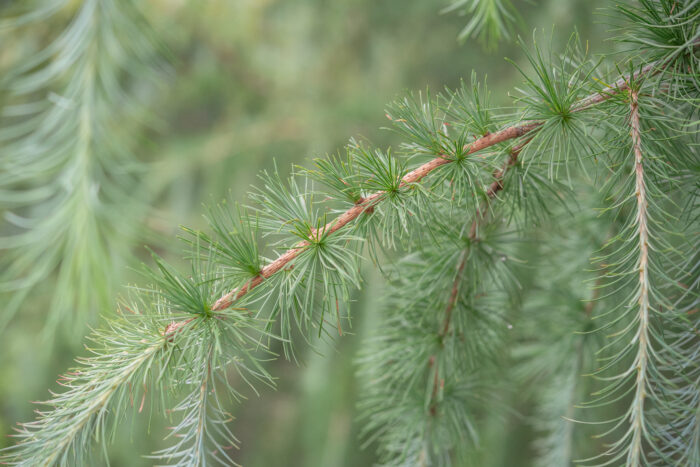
[174,58,665,336]
[209,121,540,312]
[627,89,651,466]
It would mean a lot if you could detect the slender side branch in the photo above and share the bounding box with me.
[429,138,530,415]
[426,248,468,419]
[468,139,530,239]
[2,329,168,466]
[45,344,162,465]
[627,89,651,466]
[440,251,469,339]
[442,139,531,338]
[573,62,658,111]
[573,37,699,113]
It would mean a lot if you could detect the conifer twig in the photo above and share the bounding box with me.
[209,121,540,312]
[207,64,663,317]
[627,89,651,466]
[468,139,530,239]
[172,59,670,340]
[0,0,159,334]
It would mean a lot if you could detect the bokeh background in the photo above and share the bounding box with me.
[0,1,610,465]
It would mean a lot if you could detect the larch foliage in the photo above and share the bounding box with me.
[0,0,698,466]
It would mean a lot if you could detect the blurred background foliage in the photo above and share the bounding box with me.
[0,0,611,465]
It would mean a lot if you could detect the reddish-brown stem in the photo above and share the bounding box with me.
[210,121,541,312]
[167,59,665,336]
[162,317,195,339]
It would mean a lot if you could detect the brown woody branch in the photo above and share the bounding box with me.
[209,121,540,313]
[164,59,665,338]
